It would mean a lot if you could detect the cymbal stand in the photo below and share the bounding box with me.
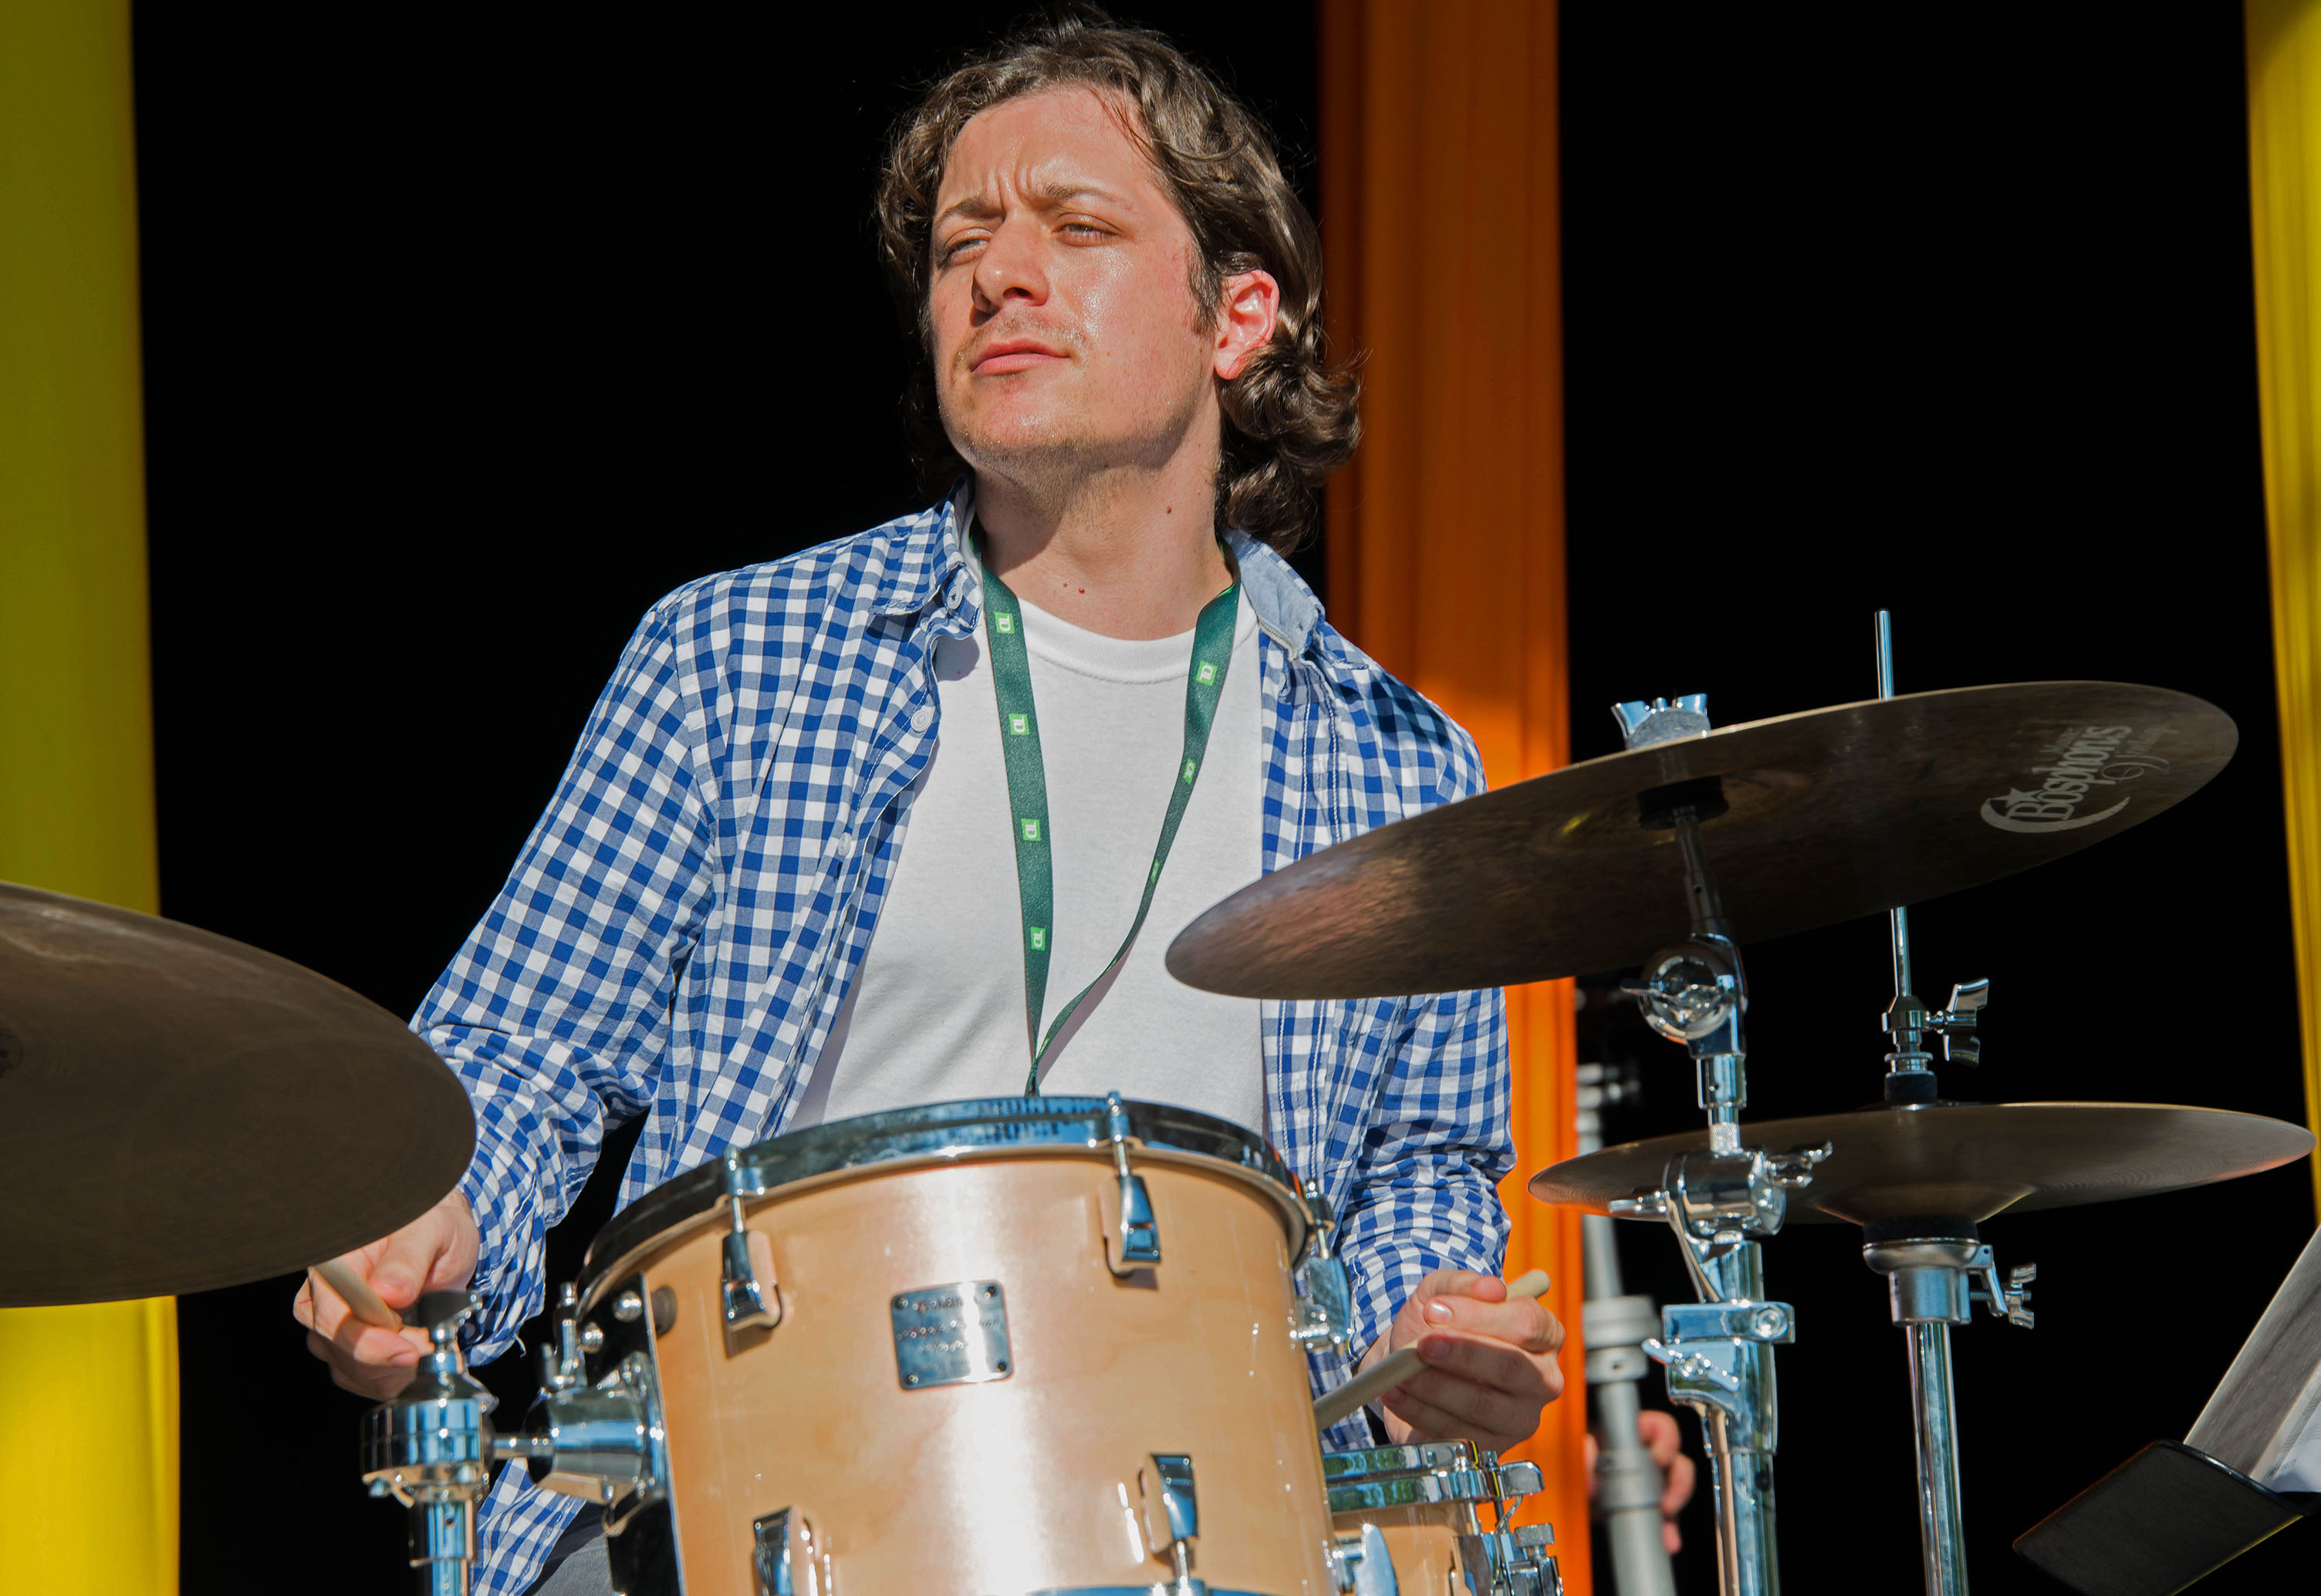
[361,1292,496,1595]
[1860,1227,2035,1596]
[1864,612,2037,1596]
[1608,695,1829,1596]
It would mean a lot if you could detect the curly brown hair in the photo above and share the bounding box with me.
[876,10,1357,552]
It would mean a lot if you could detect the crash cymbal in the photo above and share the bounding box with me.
[1167,682,2235,998]
[1526,1102,2313,1226]
[0,882,474,1306]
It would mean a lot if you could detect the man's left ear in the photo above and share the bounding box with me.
[1214,270,1282,382]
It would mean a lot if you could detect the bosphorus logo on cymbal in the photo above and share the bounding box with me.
[1981,724,2172,833]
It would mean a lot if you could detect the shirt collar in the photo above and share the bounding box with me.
[872,486,1326,658]
[870,481,978,623]
[1225,530,1324,656]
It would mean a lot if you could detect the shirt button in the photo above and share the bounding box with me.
[909,704,934,732]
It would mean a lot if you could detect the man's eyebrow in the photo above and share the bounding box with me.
[1029,178,1131,209]
[935,190,1004,228]
[934,179,1134,230]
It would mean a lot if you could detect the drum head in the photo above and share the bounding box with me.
[583,1095,1308,1294]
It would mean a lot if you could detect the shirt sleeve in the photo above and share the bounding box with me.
[1307,673,1517,1449]
[412,599,718,1361]
[1338,983,1516,1348]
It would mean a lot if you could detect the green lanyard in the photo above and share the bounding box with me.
[974,531,1240,1095]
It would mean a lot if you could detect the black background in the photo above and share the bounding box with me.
[129,5,2308,1592]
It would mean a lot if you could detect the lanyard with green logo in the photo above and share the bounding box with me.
[974,530,1239,1095]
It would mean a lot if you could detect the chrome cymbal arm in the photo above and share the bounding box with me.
[1613,693,1755,1153]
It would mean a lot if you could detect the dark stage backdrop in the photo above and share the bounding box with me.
[1557,5,2309,1595]
[131,5,2303,1594]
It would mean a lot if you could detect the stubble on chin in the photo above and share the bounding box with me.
[938,330,1089,482]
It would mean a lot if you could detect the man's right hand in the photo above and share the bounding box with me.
[293,1189,481,1400]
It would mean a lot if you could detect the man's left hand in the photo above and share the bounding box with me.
[1368,1269,1565,1455]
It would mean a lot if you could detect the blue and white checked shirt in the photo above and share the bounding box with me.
[414,491,1513,1591]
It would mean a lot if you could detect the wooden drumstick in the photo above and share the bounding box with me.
[311,1256,404,1331]
[1313,1268,1551,1429]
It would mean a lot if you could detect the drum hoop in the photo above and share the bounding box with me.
[579,1095,1309,1299]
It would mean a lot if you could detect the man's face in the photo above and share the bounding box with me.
[928,88,1220,483]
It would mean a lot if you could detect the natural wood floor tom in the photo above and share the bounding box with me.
[573,1097,1342,1595]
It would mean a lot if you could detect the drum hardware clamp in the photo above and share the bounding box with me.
[1138,1452,1205,1594]
[721,1150,780,1331]
[752,1505,831,1596]
[1292,1178,1356,1348]
[1105,1091,1165,1274]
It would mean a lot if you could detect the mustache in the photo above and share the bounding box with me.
[954,318,1083,373]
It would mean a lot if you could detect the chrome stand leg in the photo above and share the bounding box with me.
[1865,1232,2028,1596]
[1905,1323,1969,1596]
[409,1491,475,1595]
[1696,1407,1779,1596]
[1641,1220,1804,1596]
[1704,1409,1742,1596]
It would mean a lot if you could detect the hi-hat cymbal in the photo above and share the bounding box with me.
[1167,682,2235,998]
[1526,1102,2313,1226]
[0,882,475,1306]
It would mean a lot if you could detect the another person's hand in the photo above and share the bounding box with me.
[1367,1269,1565,1456]
[292,1189,480,1400]
[1585,1409,1698,1553]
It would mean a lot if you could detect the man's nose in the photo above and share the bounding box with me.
[971,218,1050,314]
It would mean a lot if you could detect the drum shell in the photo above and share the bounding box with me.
[586,1144,1336,1596]
[1333,1502,1480,1592]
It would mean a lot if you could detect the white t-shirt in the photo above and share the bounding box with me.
[789,580,1265,1132]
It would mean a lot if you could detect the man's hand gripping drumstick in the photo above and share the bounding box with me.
[310,1257,402,1331]
[1318,1265,1696,1551]
[292,1189,481,1401]
[1315,1268,1553,1432]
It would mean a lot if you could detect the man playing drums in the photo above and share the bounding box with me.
[296,15,1690,1591]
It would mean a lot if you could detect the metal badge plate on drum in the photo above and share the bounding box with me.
[890,1280,1011,1390]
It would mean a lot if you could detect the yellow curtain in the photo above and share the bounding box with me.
[0,0,180,1589]
[2249,0,2321,1217]
[1319,2,1588,1586]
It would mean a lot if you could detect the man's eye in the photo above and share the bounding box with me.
[941,235,987,262]
[1061,223,1110,241]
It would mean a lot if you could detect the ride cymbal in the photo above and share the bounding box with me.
[1167,682,2235,998]
[0,882,475,1306]
[1525,1102,2313,1226]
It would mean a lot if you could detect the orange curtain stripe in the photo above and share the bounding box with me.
[1318,1,1588,1587]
